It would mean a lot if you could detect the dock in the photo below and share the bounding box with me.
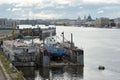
[36,47,84,67]
[0,26,84,67]
[36,32,84,67]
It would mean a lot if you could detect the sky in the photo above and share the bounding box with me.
[0,0,120,19]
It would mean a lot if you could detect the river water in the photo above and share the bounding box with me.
[18,26,120,80]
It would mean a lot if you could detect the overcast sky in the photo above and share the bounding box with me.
[0,0,120,19]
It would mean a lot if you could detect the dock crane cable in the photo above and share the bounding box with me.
[56,32,69,42]
[55,35,72,49]
[11,21,16,40]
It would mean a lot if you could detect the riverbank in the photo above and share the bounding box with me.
[0,59,10,80]
[0,30,25,80]
[0,50,26,80]
[0,65,6,80]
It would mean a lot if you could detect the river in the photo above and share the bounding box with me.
[18,26,120,80]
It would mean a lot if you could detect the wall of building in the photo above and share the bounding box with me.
[95,18,109,27]
[114,18,120,28]
[0,18,16,27]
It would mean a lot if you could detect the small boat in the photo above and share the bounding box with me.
[98,65,105,70]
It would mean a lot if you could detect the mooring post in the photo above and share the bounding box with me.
[71,33,73,48]
[32,29,34,45]
[39,27,42,40]
[62,32,64,43]
[77,50,84,66]
[43,50,50,67]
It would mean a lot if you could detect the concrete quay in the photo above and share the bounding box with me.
[0,60,11,80]
[0,66,6,80]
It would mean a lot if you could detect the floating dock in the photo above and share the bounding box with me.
[36,32,84,67]
[36,45,84,67]
[0,27,84,67]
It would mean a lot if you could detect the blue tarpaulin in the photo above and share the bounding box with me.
[44,45,65,56]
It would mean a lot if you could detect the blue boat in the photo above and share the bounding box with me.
[44,44,65,56]
[44,36,65,56]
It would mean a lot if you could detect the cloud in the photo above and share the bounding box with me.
[97,10,104,14]
[0,0,7,5]
[7,8,22,12]
[0,0,46,8]
[0,0,120,19]
[28,11,65,19]
[0,0,82,8]
[102,12,120,19]
[79,6,83,9]
[83,0,120,4]
[0,0,120,7]
[51,0,81,6]
[98,6,120,10]
[7,8,11,11]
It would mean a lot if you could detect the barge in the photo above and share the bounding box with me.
[19,27,56,40]
[1,39,37,67]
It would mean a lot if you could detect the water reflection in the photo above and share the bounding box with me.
[17,66,83,80]
[17,67,36,80]
[37,66,83,80]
